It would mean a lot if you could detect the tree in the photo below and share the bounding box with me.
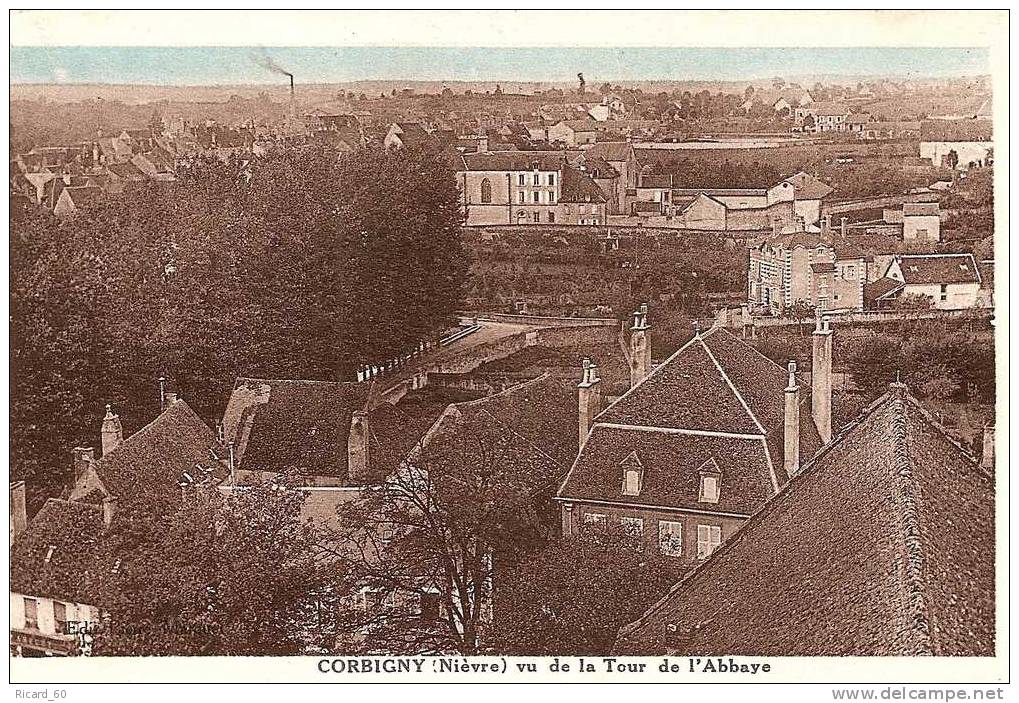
[10,143,468,507]
[785,301,816,335]
[93,474,340,655]
[327,409,564,654]
[488,528,678,655]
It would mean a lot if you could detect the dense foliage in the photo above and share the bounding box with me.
[488,529,679,655]
[93,476,339,655]
[10,144,468,508]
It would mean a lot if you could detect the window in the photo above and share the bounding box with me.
[548,212,556,224]
[623,469,640,495]
[479,178,492,204]
[532,173,540,186]
[518,191,525,204]
[53,602,68,635]
[697,525,722,559]
[699,475,719,503]
[620,516,644,536]
[419,592,441,621]
[548,173,556,186]
[23,597,38,630]
[532,211,540,223]
[532,191,540,203]
[517,174,525,186]
[583,512,607,524]
[549,191,556,204]
[940,284,948,302]
[659,520,683,556]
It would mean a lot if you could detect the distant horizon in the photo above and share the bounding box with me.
[9,47,989,86]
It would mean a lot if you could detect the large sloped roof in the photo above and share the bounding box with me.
[615,387,994,656]
[584,141,634,163]
[560,327,823,513]
[416,374,575,500]
[559,425,774,516]
[93,399,223,509]
[11,499,105,603]
[895,254,981,286]
[224,378,371,481]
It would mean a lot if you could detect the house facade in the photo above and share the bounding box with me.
[457,152,607,226]
[748,231,866,313]
[919,119,993,169]
[882,253,982,310]
[557,308,830,570]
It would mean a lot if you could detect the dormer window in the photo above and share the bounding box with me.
[620,451,644,496]
[697,458,722,504]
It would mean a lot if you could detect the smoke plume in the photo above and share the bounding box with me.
[252,47,293,79]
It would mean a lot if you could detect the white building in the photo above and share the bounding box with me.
[883,254,982,310]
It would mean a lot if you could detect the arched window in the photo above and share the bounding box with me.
[480,178,492,204]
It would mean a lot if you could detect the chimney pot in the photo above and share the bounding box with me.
[578,358,602,449]
[811,316,834,444]
[347,411,370,485]
[102,495,118,528]
[981,425,995,470]
[783,360,801,478]
[10,481,28,538]
[101,405,124,456]
[72,446,96,486]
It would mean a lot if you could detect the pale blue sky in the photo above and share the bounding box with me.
[9,47,989,85]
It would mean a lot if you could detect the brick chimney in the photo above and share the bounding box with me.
[840,217,847,238]
[10,481,27,538]
[102,495,118,528]
[101,405,124,456]
[981,424,995,471]
[783,360,800,479]
[347,410,370,485]
[578,358,602,449]
[629,303,651,388]
[811,313,834,444]
[72,446,96,486]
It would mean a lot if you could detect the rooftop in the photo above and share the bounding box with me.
[615,387,994,656]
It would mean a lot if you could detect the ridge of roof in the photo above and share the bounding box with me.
[699,334,768,436]
[888,393,934,655]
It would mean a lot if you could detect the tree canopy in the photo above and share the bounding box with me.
[11,143,468,507]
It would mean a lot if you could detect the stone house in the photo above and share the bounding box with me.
[881,253,982,310]
[557,306,835,570]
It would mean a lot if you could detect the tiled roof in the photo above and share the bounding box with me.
[576,155,619,179]
[560,164,607,204]
[418,374,574,499]
[896,254,981,285]
[903,202,939,217]
[93,399,224,509]
[460,150,572,172]
[11,499,105,603]
[810,102,851,117]
[585,142,634,163]
[61,186,104,208]
[557,120,601,132]
[224,378,371,481]
[560,328,824,512]
[812,261,836,273]
[615,387,994,656]
[782,171,834,200]
[920,119,992,142]
[559,425,774,515]
[864,277,905,306]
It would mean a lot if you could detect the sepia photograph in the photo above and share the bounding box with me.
[6,8,1008,692]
